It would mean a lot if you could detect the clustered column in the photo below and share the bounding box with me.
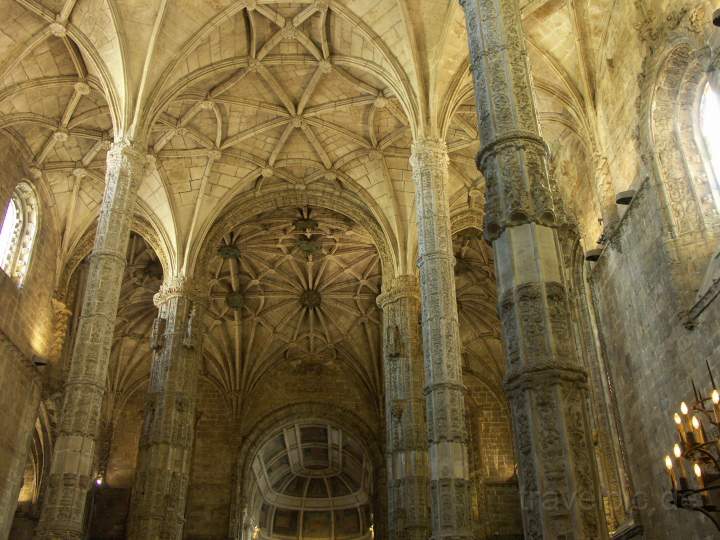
[410,139,473,539]
[460,0,607,538]
[128,278,206,540]
[37,140,146,539]
[377,276,430,540]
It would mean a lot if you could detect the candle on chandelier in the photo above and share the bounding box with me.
[665,455,676,489]
[712,390,720,425]
[694,463,706,490]
[674,413,687,444]
[691,415,706,444]
[673,443,689,489]
[680,403,697,446]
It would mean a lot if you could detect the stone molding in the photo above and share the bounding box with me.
[153,276,207,308]
[376,275,420,308]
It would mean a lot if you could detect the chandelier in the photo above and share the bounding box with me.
[664,362,720,530]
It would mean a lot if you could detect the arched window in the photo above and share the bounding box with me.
[0,181,38,285]
[700,82,720,208]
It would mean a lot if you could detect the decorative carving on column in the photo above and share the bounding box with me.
[377,275,430,540]
[410,139,473,539]
[49,298,72,363]
[127,276,207,540]
[37,140,146,540]
[460,0,608,538]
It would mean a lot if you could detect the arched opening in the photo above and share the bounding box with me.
[245,422,374,540]
[0,181,39,285]
[187,203,387,538]
[699,81,720,209]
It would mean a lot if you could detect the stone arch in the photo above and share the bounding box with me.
[55,213,173,302]
[451,209,484,236]
[195,186,400,287]
[645,39,719,236]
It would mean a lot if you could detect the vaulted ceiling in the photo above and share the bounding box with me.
[205,206,382,414]
[0,0,621,283]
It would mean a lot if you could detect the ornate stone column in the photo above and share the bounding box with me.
[376,275,430,540]
[460,1,607,538]
[410,139,472,539]
[128,278,206,540]
[36,140,145,539]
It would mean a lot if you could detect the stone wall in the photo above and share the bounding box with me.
[590,177,720,539]
[466,383,522,540]
[184,378,234,540]
[0,334,41,540]
[0,133,60,540]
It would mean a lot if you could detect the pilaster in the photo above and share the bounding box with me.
[37,140,146,540]
[460,0,608,538]
[377,276,430,540]
[127,277,206,540]
[410,140,473,540]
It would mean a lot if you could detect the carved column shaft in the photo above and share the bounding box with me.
[377,276,430,540]
[37,140,145,540]
[410,140,472,540]
[128,279,205,540]
[461,0,607,538]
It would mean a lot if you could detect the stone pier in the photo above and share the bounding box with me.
[377,275,430,540]
[37,140,146,539]
[128,278,205,540]
[410,139,473,539]
[461,0,608,538]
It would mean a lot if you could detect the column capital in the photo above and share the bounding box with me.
[377,275,420,309]
[410,138,449,170]
[107,138,147,162]
[153,276,206,307]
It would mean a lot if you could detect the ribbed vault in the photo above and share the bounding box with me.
[1,0,604,282]
[205,206,382,415]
